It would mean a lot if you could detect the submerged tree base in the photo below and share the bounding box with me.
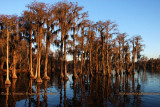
[5,79,11,85]
[132,71,135,75]
[36,77,42,83]
[12,74,17,79]
[78,70,82,76]
[43,75,50,80]
[126,71,131,75]
[90,71,94,77]
[108,73,112,77]
[60,73,64,79]
[32,76,37,80]
[72,74,78,80]
[30,74,35,79]
[101,72,106,76]
[64,76,69,81]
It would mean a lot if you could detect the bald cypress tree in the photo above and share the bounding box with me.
[54,1,73,79]
[86,21,96,76]
[27,1,47,83]
[116,33,127,74]
[0,15,18,84]
[22,10,36,78]
[77,20,89,76]
[96,21,106,76]
[71,5,88,78]
[10,16,20,79]
[103,21,117,77]
[96,21,117,76]
[43,5,57,80]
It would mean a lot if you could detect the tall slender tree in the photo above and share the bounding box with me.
[54,1,74,79]
[22,10,36,78]
[77,20,89,76]
[96,21,106,76]
[0,15,18,84]
[27,1,47,83]
[104,21,117,77]
[70,3,88,79]
[86,21,96,76]
[135,35,143,62]
[43,5,58,80]
[96,20,117,76]
[10,16,21,79]
[130,37,136,74]
[116,33,127,74]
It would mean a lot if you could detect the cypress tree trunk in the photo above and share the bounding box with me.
[72,29,78,79]
[43,31,50,80]
[5,28,11,85]
[36,27,42,83]
[89,44,93,76]
[132,43,135,74]
[84,50,86,68]
[29,30,34,78]
[122,41,125,73]
[1,61,4,69]
[64,39,68,80]
[34,51,38,79]
[106,34,111,77]
[80,28,84,76]
[80,50,83,75]
[118,42,121,75]
[80,48,83,76]
[101,32,105,76]
[12,50,17,79]
[96,49,99,74]
[60,32,64,79]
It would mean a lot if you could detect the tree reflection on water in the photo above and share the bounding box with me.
[1,70,160,106]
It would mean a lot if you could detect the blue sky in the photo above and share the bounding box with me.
[0,0,160,59]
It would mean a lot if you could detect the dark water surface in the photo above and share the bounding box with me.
[0,70,160,107]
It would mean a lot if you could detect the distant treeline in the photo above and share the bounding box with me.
[0,1,158,83]
[136,58,160,72]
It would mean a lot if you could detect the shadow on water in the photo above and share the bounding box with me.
[0,69,160,106]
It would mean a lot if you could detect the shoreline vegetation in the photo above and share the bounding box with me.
[0,1,160,85]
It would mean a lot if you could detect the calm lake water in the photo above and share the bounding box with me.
[0,70,160,107]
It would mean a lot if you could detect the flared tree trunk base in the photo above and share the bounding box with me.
[115,72,119,77]
[126,71,130,75]
[108,73,111,78]
[78,72,82,77]
[60,72,64,79]
[36,77,42,83]
[95,71,99,74]
[43,75,50,80]
[32,76,37,80]
[102,72,106,76]
[32,74,37,80]
[72,74,78,80]
[30,73,35,78]
[119,71,122,75]
[132,71,135,75]
[90,72,93,77]
[12,74,17,79]
[64,75,69,81]
[5,79,11,85]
